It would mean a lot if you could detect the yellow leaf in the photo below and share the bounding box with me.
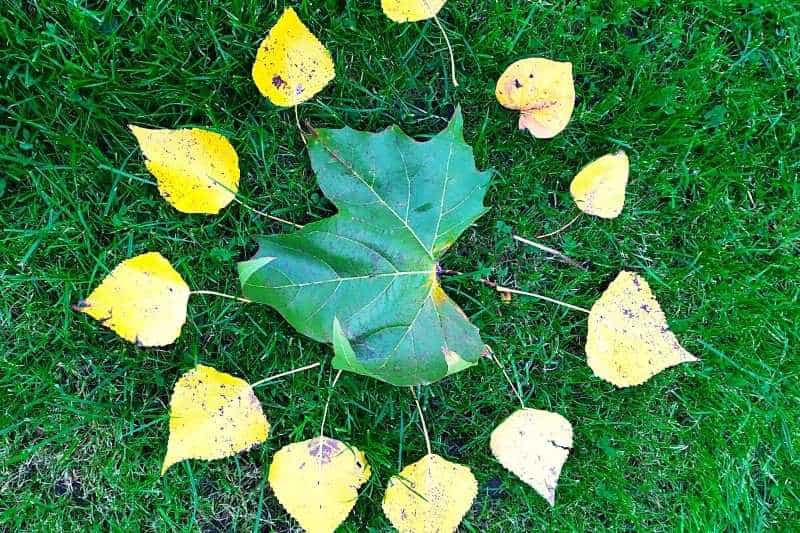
[570,151,629,218]
[382,454,477,533]
[490,408,573,506]
[381,0,447,22]
[252,8,335,107]
[76,252,189,346]
[495,58,575,139]
[269,437,371,533]
[129,125,239,215]
[587,271,698,387]
[162,365,269,474]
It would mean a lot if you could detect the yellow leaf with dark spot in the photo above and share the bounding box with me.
[495,58,575,139]
[76,252,189,346]
[252,8,335,107]
[162,365,269,474]
[587,271,698,387]
[382,453,477,533]
[381,0,447,22]
[129,125,239,214]
[570,151,629,218]
[490,408,573,506]
[269,437,370,533]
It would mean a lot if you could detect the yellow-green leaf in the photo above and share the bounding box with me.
[162,365,269,474]
[490,408,573,506]
[381,0,447,22]
[495,58,575,139]
[269,437,371,533]
[570,151,630,218]
[382,453,477,532]
[75,252,190,346]
[587,271,698,387]
[129,125,240,214]
[252,7,335,107]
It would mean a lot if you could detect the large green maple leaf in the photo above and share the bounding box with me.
[239,109,491,386]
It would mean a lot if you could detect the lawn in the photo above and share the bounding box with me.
[2,0,799,531]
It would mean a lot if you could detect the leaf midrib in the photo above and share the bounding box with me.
[254,269,433,290]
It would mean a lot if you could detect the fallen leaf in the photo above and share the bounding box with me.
[129,125,239,215]
[382,453,477,533]
[381,0,447,22]
[252,7,335,107]
[495,58,575,139]
[490,408,573,506]
[587,271,698,387]
[162,365,269,474]
[570,151,629,218]
[239,108,491,386]
[269,437,371,533]
[75,252,190,346]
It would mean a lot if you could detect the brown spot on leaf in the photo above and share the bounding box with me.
[526,100,558,111]
[272,75,287,88]
[308,437,340,464]
[247,390,260,408]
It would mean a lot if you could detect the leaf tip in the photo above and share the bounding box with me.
[71,299,89,313]
[448,105,464,131]
[128,124,149,143]
[238,256,276,288]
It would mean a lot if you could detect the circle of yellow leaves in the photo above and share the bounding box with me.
[76,4,700,532]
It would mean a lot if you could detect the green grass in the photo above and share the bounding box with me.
[2,0,799,530]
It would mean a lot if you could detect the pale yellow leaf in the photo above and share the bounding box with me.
[76,252,189,346]
[490,408,573,506]
[495,58,575,139]
[381,0,447,22]
[252,8,335,107]
[382,454,477,533]
[129,125,239,215]
[587,271,698,387]
[570,151,630,218]
[269,437,371,533]
[162,365,269,474]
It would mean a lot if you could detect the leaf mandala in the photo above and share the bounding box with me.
[239,109,491,386]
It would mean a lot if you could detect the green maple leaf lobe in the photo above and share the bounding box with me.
[239,109,491,386]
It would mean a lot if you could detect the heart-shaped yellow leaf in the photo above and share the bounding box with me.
[587,271,698,387]
[381,0,447,22]
[490,408,573,506]
[570,151,630,218]
[129,126,240,215]
[75,252,190,346]
[162,365,269,474]
[252,7,335,107]
[495,58,575,139]
[382,453,477,533]
[269,437,371,533]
